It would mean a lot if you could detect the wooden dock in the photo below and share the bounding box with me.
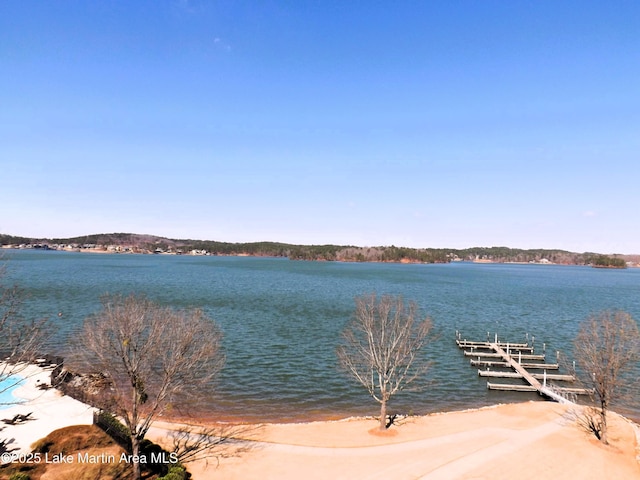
[457,339,534,353]
[469,359,559,370]
[456,333,592,404]
[463,350,546,361]
[478,370,575,382]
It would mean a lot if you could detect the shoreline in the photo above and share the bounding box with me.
[4,246,638,267]
[2,365,639,479]
[5,362,640,433]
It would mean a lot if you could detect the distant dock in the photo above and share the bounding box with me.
[456,332,592,403]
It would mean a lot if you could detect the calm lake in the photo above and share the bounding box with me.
[4,249,640,422]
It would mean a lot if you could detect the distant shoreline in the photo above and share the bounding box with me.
[2,244,637,268]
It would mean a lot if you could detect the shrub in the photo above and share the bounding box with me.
[10,473,31,480]
[158,465,189,480]
[93,410,131,450]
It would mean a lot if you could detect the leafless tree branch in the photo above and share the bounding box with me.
[337,294,433,431]
[573,310,640,444]
[76,293,224,480]
[0,255,49,402]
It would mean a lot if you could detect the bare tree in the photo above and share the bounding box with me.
[0,255,48,404]
[573,310,640,444]
[337,294,433,431]
[78,294,224,480]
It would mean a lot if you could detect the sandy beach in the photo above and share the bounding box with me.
[157,401,640,480]
[1,366,639,479]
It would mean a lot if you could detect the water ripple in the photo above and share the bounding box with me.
[5,251,640,422]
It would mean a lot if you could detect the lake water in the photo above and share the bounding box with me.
[3,250,640,422]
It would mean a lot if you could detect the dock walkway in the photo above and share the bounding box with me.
[456,335,592,403]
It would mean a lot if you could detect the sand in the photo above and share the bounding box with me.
[2,366,639,479]
[160,402,640,480]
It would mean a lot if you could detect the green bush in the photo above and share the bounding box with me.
[158,465,188,480]
[94,410,131,449]
[10,473,31,480]
[95,411,130,436]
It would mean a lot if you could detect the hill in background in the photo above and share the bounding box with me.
[0,233,634,267]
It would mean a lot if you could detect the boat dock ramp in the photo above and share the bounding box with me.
[456,332,592,404]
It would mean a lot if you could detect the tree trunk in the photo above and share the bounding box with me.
[379,400,387,431]
[600,404,608,444]
[132,435,141,480]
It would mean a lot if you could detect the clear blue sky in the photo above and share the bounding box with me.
[1,1,639,253]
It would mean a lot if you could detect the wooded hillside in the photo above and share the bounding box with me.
[0,233,631,267]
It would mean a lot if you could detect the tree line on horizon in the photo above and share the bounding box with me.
[0,233,631,267]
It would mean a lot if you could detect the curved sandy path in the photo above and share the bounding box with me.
[151,402,640,480]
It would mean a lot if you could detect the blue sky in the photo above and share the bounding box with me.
[1,1,639,253]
